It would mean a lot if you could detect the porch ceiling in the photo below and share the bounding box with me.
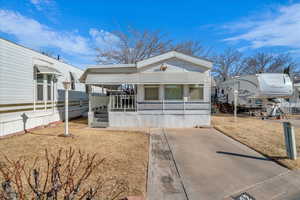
[84,72,210,85]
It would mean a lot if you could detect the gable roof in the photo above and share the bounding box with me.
[136,51,212,69]
[80,51,212,83]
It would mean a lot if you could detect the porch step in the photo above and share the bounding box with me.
[91,121,109,128]
[94,113,108,118]
[94,117,108,122]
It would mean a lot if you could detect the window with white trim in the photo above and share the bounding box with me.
[36,72,54,102]
[144,85,160,100]
[36,74,44,101]
[164,85,183,100]
[47,74,53,100]
[188,84,204,100]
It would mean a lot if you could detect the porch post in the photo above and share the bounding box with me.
[88,85,94,127]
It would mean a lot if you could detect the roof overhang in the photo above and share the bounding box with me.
[83,72,210,85]
[79,64,137,83]
[35,65,62,76]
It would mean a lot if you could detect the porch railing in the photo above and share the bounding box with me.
[108,95,210,112]
[109,95,137,112]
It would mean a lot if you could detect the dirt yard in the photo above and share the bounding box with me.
[212,115,300,170]
[0,118,149,198]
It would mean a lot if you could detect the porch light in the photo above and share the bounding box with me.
[63,80,71,90]
[160,64,167,71]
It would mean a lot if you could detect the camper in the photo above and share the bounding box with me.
[80,51,212,128]
[0,38,89,136]
[216,73,293,115]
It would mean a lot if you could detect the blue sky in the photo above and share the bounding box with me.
[0,0,299,68]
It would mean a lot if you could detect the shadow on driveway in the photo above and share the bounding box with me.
[216,151,271,161]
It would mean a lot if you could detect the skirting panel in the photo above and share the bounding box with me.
[108,112,211,128]
[0,106,88,136]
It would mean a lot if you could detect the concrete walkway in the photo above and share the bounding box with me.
[147,128,300,200]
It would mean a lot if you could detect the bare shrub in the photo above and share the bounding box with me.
[0,148,128,200]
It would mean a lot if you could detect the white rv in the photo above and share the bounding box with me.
[217,73,293,113]
[0,38,89,136]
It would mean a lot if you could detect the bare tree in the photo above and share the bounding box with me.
[212,48,244,81]
[95,27,209,64]
[170,40,211,58]
[96,28,171,64]
[242,52,297,75]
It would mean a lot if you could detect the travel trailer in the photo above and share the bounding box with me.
[80,51,212,128]
[0,38,91,136]
[216,73,293,115]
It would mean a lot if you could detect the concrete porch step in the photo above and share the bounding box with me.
[91,121,109,128]
[94,118,108,122]
[94,113,108,118]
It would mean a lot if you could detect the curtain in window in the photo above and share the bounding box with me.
[47,75,52,100]
[37,74,44,101]
[165,85,183,100]
[145,85,159,100]
[189,84,204,100]
[37,85,44,101]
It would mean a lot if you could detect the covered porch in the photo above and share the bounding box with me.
[80,51,212,128]
[87,82,210,128]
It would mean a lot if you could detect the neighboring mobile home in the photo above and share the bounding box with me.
[80,51,213,128]
[0,38,89,136]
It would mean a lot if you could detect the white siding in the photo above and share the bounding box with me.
[0,39,35,103]
[0,38,87,104]
[139,58,207,73]
[0,38,89,136]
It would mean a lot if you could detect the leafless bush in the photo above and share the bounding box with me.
[0,148,128,200]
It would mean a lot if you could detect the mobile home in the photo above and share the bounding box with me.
[80,51,212,128]
[0,38,89,136]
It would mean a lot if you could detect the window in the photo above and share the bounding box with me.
[188,84,204,100]
[47,75,52,100]
[36,73,54,102]
[144,85,159,100]
[36,74,44,101]
[70,72,75,90]
[164,85,183,100]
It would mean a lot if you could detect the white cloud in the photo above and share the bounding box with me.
[89,28,120,50]
[0,9,93,56]
[29,0,53,11]
[0,9,122,66]
[224,3,300,50]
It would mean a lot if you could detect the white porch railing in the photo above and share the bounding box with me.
[109,95,137,111]
[108,95,210,112]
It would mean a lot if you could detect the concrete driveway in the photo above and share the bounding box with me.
[156,128,300,200]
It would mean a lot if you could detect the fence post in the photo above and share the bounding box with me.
[283,122,297,160]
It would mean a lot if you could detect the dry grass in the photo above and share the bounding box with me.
[212,115,300,170]
[0,118,149,197]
